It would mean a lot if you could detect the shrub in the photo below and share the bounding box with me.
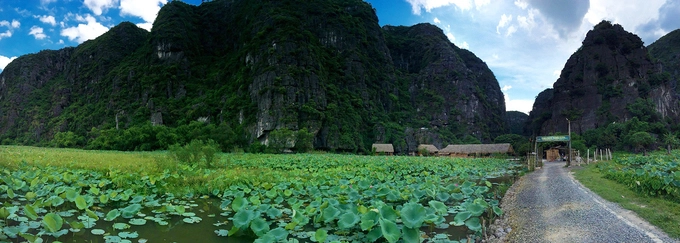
[169,139,220,167]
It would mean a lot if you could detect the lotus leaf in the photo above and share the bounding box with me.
[312,229,327,243]
[104,235,122,243]
[379,205,397,222]
[366,227,383,242]
[266,207,282,219]
[379,218,400,243]
[129,218,147,226]
[42,213,63,233]
[91,229,106,235]
[118,231,138,239]
[265,228,289,240]
[75,195,87,210]
[232,209,255,229]
[337,212,360,229]
[429,200,448,215]
[105,209,120,221]
[452,211,471,226]
[400,203,426,229]
[113,223,129,230]
[402,226,421,243]
[466,203,485,217]
[121,204,142,218]
[465,217,482,232]
[322,205,340,223]
[250,217,270,236]
[23,205,38,220]
[231,197,247,212]
[493,206,503,216]
[215,229,229,237]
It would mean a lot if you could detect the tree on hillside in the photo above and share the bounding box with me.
[628,131,655,156]
[662,132,679,154]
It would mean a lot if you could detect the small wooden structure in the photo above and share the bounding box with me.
[545,147,561,161]
[417,144,439,156]
[439,143,514,157]
[372,143,394,155]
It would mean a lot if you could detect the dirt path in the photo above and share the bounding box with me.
[500,161,677,243]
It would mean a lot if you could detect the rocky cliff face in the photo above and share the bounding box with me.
[0,0,506,152]
[526,21,680,136]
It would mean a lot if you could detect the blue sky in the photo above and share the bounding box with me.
[1,0,680,114]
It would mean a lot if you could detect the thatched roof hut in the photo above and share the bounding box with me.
[439,143,514,157]
[372,144,394,155]
[417,144,439,155]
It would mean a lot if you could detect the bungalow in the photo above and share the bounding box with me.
[372,143,394,155]
[439,143,514,157]
[417,144,439,156]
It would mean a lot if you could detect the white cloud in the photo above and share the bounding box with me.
[506,25,517,37]
[84,0,118,15]
[517,9,537,31]
[119,0,167,31]
[0,55,17,70]
[502,85,512,91]
[36,15,57,26]
[459,41,469,49]
[29,26,47,39]
[136,22,153,31]
[120,0,167,22]
[474,0,490,9]
[60,14,109,43]
[514,0,528,9]
[41,0,57,5]
[504,93,533,114]
[0,30,11,39]
[1,20,20,29]
[58,39,64,44]
[553,70,560,77]
[434,17,441,24]
[496,14,512,34]
[406,0,474,15]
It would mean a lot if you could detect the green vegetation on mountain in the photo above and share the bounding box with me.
[0,0,506,153]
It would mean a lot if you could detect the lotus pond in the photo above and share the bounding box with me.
[0,146,522,243]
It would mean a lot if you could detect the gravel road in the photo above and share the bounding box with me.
[501,161,678,243]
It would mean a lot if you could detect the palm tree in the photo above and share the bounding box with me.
[662,132,679,155]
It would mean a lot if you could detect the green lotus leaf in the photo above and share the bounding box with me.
[450,193,465,201]
[215,229,229,237]
[283,189,293,197]
[266,207,282,219]
[231,197,247,212]
[113,223,129,230]
[104,235,122,243]
[48,196,65,207]
[467,203,485,217]
[175,205,186,214]
[23,205,38,220]
[402,226,421,243]
[42,213,64,233]
[254,234,276,243]
[250,217,270,237]
[400,202,426,229]
[379,218,400,243]
[312,229,327,243]
[64,188,77,202]
[75,195,87,210]
[337,211,360,229]
[68,220,85,230]
[366,227,383,242]
[99,194,109,204]
[265,190,277,199]
[0,207,10,219]
[7,188,15,199]
[465,217,482,232]
[249,196,261,205]
[452,211,471,226]
[90,187,100,195]
[129,218,147,226]
[105,209,120,221]
[25,191,37,201]
[429,200,448,215]
[18,232,40,243]
[119,231,138,239]
[461,188,474,195]
[436,192,451,202]
[322,205,340,223]
[493,206,503,216]
[91,229,105,235]
[86,209,99,220]
[379,205,397,222]
[265,228,289,240]
[121,204,142,218]
[232,209,255,229]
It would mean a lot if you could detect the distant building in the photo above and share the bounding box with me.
[372,144,394,155]
[439,143,514,157]
[417,144,439,156]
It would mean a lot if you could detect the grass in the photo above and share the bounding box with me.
[573,161,680,239]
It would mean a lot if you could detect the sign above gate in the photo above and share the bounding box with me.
[536,135,570,142]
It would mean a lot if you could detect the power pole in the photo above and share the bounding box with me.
[566,118,571,167]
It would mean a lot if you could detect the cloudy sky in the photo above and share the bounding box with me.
[1,0,680,114]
